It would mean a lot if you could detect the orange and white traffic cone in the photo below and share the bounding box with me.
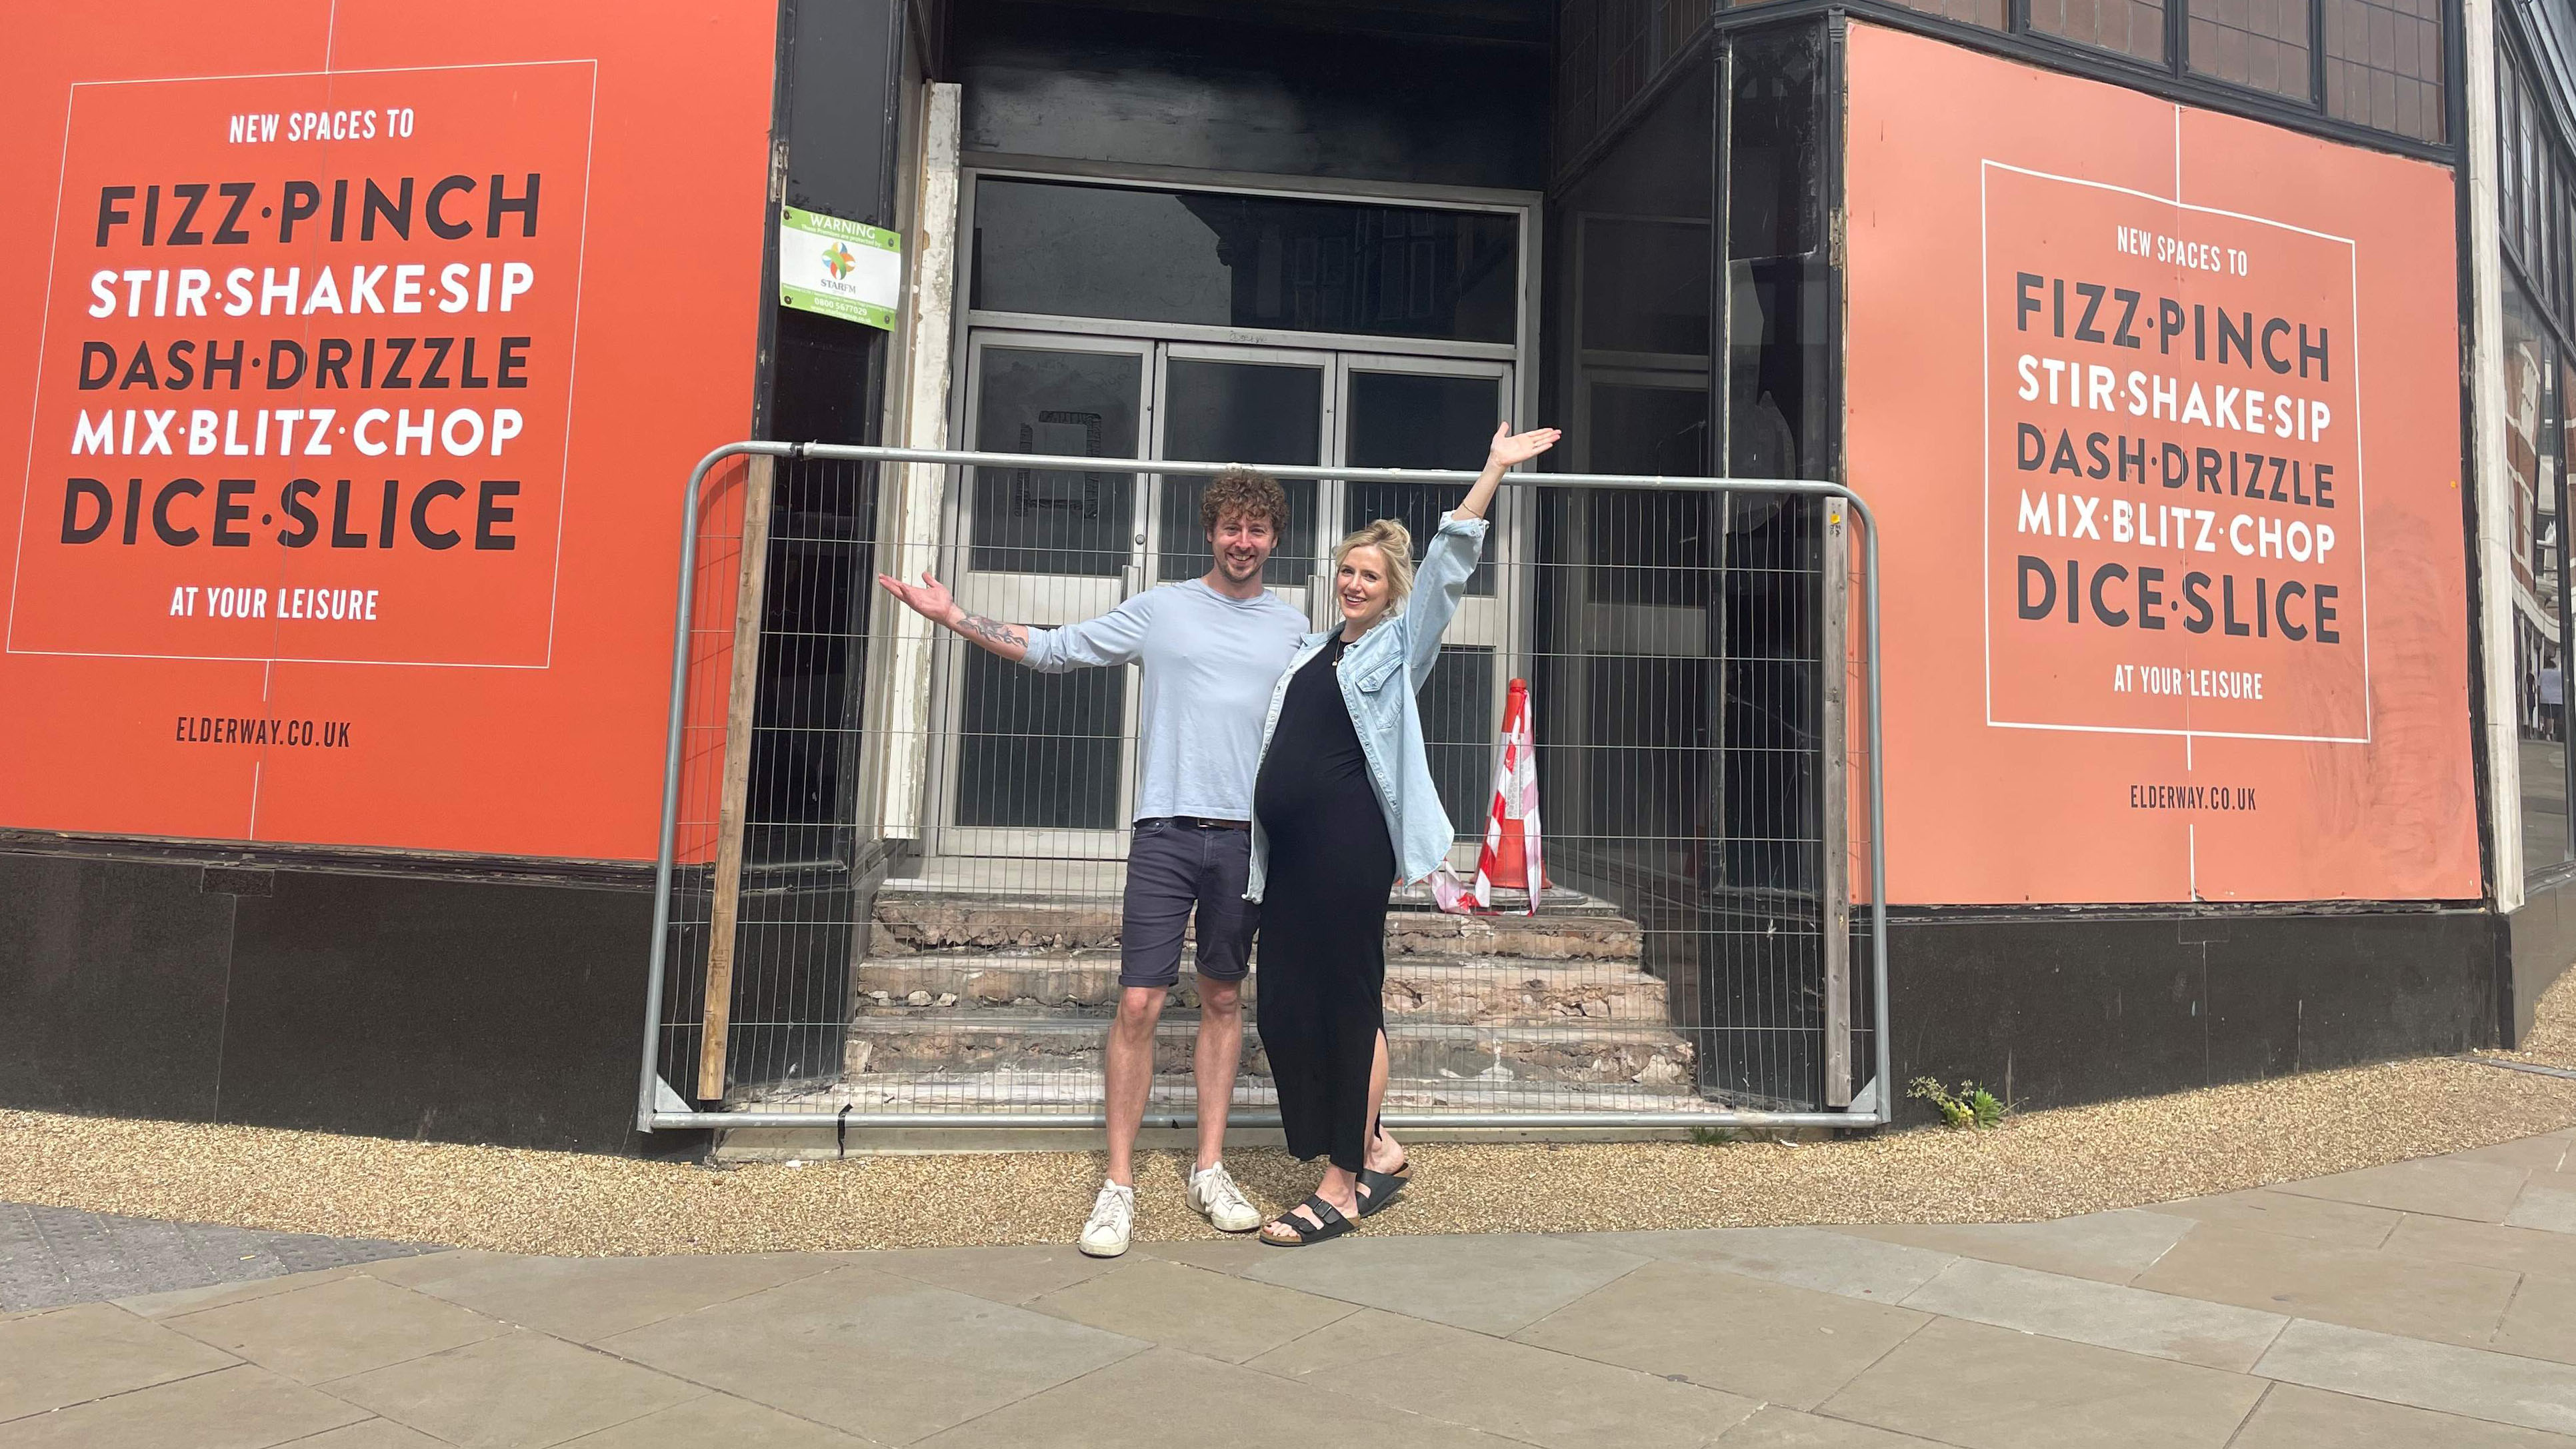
[1431,678,1545,916]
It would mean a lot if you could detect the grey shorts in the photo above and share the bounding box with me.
[1122,818,1258,990]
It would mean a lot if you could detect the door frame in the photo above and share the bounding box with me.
[1147,340,1339,619]
[924,163,1541,868]
[1332,353,1520,872]
[930,329,1156,862]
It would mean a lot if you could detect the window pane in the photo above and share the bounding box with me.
[955,649,1126,829]
[1581,218,1713,355]
[1422,645,1497,839]
[2523,71,2543,260]
[1557,0,1717,159]
[2322,0,2443,142]
[1556,0,1602,161]
[1344,369,1506,595]
[1577,461,1721,607]
[2503,63,2524,260]
[967,347,1139,576]
[972,179,1519,343]
[2189,0,2313,101]
[1728,26,1825,263]
[1581,655,1717,864]
[2506,281,2572,872]
[1889,0,2005,26]
[2032,0,2168,63]
[1156,359,1322,585]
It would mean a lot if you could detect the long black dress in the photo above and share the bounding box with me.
[1253,632,1397,1173]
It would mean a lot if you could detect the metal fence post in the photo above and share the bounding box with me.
[636,441,791,1130]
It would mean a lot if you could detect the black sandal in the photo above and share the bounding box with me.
[1260,1194,1356,1246]
[1357,1119,1411,1218]
[1355,1167,1407,1217]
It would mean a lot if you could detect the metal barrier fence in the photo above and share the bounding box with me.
[638,442,1887,1131]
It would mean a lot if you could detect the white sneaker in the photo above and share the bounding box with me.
[1079,1180,1135,1258]
[1187,1160,1263,1233]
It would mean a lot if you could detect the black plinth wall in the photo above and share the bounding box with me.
[1883,907,2504,1120]
[0,838,2531,1148]
[0,850,666,1153]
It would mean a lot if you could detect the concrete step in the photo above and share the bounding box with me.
[853,952,1669,1024]
[867,887,1642,962]
[841,1012,1696,1092]
[742,1070,1725,1115]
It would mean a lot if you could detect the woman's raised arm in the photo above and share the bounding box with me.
[1451,423,1559,522]
[1401,423,1561,688]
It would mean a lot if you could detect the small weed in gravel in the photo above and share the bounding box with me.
[1910,1077,2009,1130]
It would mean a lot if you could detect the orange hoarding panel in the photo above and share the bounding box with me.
[1845,24,2477,904]
[1,4,775,861]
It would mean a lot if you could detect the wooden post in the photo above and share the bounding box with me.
[1819,498,1853,1108]
[699,455,775,1101]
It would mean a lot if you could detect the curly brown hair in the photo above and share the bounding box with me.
[1199,467,1291,537]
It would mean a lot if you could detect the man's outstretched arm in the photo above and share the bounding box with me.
[875,571,1032,662]
[874,572,1151,671]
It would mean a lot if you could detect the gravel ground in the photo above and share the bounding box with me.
[5,979,2573,1256]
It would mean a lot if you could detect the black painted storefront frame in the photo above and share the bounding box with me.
[2,0,2555,1149]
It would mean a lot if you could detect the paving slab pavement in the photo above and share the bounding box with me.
[0,1202,435,1314]
[3,1128,2575,1448]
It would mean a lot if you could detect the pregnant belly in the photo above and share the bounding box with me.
[1257,751,1365,831]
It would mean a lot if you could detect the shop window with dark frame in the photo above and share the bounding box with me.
[2501,39,2576,876]
[2036,0,2167,65]
[2187,0,2309,100]
[2320,0,2443,141]
[967,179,1520,346]
[1536,19,1851,1104]
[1756,0,2445,142]
[1558,0,1719,165]
[1537,42,1719,896]
[1561,0,2441,145]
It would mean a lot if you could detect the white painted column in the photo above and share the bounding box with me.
[2463,0,2523,908]
[865,81,963,847]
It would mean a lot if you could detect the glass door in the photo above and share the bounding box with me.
[930,339,1519,864]
[1148,344,1333,620]
[935,331,1151,859]
[1337,359,1517,859]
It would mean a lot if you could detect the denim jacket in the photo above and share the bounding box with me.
[1245,511,1488,903]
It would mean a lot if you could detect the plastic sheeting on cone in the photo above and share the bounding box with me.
[1430,677,1544,916]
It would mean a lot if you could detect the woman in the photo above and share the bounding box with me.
[1246,421,1562,1246]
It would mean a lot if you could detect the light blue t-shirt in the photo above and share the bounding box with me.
[1021,580,1309,822]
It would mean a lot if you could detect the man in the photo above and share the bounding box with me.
[875,469,1307,1256]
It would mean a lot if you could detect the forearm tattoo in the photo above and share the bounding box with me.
[956,614,1023,649]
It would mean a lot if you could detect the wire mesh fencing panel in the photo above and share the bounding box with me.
[657,451,887,1110]
[650,447,1880,1123]
[1527,485,1874,1113]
